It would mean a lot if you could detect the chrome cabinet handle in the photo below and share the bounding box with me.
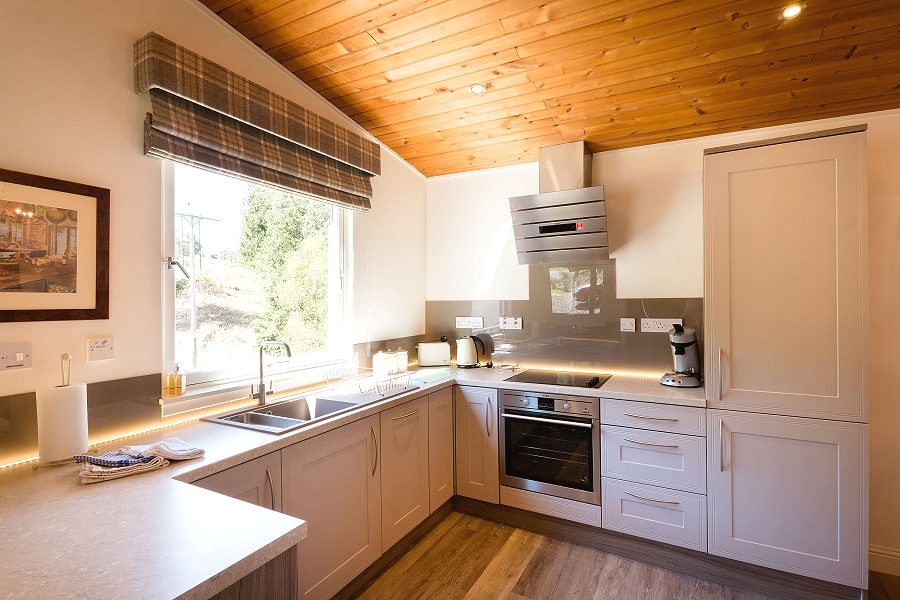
[371,425,379,477]
[717,347,724,401]
[622,412,679,422]
[719,418,726,472]
[392,408,419,421]
[624,491,680,505]
[500,413,593,429]
[623,438,679,448]
[265,467,275,510]
[486,396,493,437]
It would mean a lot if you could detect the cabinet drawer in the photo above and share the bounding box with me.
[601,399,705,436]
[602,478,707,551]
[601,425,706,494]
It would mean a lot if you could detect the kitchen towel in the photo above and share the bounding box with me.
[74,452,155,468]
[36,384,89,463]
[79,456,170,484]
[118,437,205,460]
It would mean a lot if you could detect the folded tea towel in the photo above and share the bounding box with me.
[74,452,155,467]
[79,456,169,484]
[118,437,205,461]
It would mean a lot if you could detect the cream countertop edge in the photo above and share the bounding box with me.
[0,370,702,600]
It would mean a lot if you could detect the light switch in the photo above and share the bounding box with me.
[499,316,524,330]
[620,318,636,332]
[0,342,32,370]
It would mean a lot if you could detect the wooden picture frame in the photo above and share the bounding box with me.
[0,168,109,321]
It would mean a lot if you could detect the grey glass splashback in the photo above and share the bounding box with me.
[425,262,703,376]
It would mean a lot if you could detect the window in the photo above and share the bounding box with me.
[164,162,349,385]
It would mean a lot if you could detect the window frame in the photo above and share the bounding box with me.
[161,161,352,389]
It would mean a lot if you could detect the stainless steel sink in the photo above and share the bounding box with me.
[203,385,418,435]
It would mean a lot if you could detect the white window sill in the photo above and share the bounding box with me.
[159,361,344,417]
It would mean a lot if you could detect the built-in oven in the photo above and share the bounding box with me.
[499,390,601,505]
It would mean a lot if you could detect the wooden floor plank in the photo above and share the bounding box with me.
[353,510,900,600]
[357,513,515,600]
[462,529,543,600]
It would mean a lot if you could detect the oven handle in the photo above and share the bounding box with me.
[500,412,593,429]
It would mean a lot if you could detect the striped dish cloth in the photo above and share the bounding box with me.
[79,456,170,484]
[74,452,156,467]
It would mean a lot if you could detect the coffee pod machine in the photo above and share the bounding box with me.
[660,324,702,388]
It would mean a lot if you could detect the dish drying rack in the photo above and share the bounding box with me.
[325,366,415,396]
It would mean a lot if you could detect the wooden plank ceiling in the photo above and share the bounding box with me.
[203,0,900,176]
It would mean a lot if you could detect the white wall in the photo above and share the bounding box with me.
[0,0,425,396]
[425,163,535,300]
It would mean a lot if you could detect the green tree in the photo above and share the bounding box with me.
[240,186,332,352]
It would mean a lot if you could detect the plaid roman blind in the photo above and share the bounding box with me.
[134,32,380,211]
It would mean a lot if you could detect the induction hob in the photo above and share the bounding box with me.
[504,369,611,389]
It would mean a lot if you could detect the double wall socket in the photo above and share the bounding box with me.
[640,318,683,333]
[455,316,484,329]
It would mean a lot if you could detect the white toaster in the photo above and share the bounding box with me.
[417,341,451,367]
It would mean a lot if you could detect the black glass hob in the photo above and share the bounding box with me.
[505,369,611,389]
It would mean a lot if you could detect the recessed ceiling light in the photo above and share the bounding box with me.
[469,83,487,94]
[780,2,806,19]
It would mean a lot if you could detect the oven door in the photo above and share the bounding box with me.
[499,408,601,505]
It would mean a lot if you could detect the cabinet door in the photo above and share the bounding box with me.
[704,131,867,421]
[282,416,381,600]
[428,387,454,511]
[707,410,867,587]
[454,385,499,503]
[194,452,281,511]
[380,396,429,549]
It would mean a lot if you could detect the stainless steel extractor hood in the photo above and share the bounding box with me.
[509,141,607,265]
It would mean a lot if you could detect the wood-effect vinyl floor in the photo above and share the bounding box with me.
[355,512,900,600]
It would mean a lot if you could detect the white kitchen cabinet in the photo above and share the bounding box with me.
[193,451,282,511]
[428,387,454,511]
[602,478,706,552]
[282,416,381,600]
[703,128,867,421]
[454,385,499,504]
[601,425,706,494]
[380,396,429,549]
[707,410,867,587]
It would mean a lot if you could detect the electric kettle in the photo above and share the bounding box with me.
[456,337,479,368]
[456,334,494,369]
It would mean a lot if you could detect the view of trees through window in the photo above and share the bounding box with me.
[173,164,337,375]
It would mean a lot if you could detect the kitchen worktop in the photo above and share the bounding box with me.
[0,368,703,599]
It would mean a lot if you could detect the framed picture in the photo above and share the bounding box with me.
[0,168,109,321]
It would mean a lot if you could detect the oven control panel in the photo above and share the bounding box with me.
[501,390,599,419]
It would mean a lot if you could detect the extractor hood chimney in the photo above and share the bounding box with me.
[509,141,607,265]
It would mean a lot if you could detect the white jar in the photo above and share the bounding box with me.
[372,352,390,379]
[396,350,408,373]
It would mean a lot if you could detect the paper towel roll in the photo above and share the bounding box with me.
[36,384,89,463]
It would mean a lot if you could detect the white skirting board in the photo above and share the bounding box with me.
[870,544,900,576]
[500,486,601,527]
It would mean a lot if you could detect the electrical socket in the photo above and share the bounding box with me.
[499,316,523,330]
[87,337,115,361]
[640,318,683,333]
[455,316,484,329]
[619,318,636,332]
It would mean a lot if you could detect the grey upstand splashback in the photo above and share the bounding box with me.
[425,261,703,375]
